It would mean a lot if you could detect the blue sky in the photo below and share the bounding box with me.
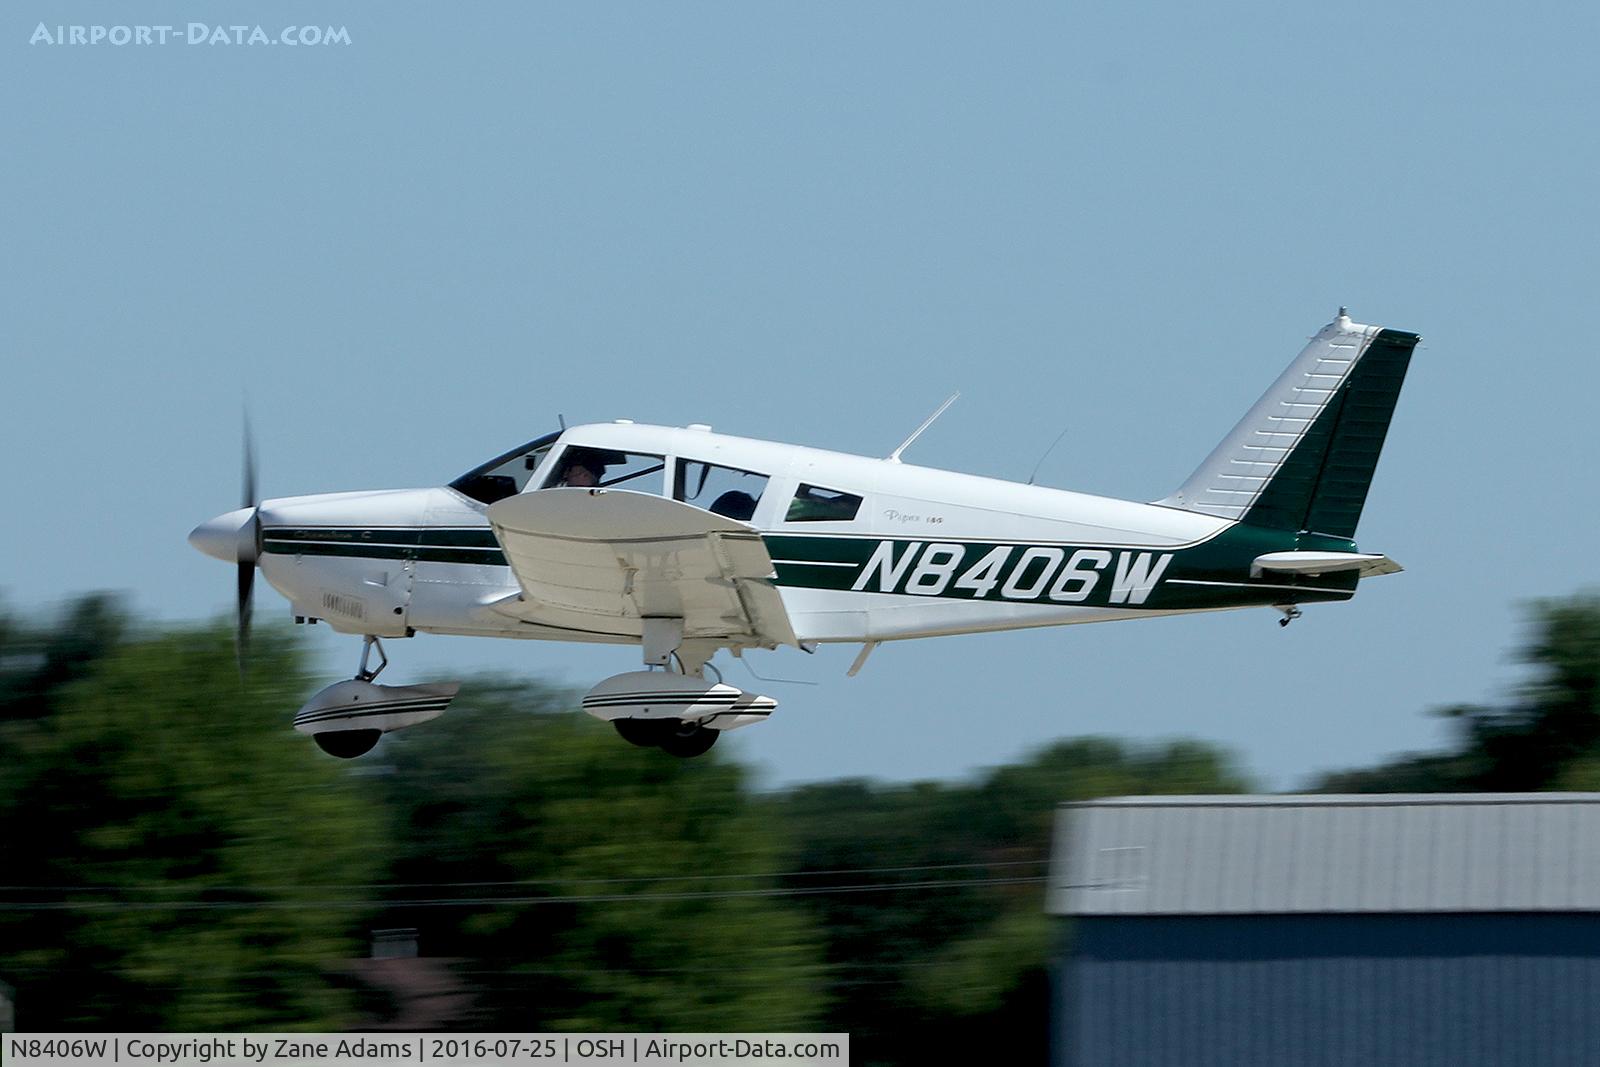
[4,2,1597,789]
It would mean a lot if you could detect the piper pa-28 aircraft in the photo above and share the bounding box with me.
[190,311,1417,759]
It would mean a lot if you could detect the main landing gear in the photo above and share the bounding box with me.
[613,716,720,758]
[584,622,778,759]
[598,654,727,759]
[355,633,388,681]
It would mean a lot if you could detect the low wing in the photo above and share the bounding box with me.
[485,488,798,648]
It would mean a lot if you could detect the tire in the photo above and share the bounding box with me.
[658,723,718,758]
[313,729,381,759]
[613,718,671,748]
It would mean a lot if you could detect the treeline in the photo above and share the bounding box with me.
[2,592,1597,1062]
[1312,594,1600,793]
[0,596,1245,1058]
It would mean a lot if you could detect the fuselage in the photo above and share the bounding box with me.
[193,422,1358,648]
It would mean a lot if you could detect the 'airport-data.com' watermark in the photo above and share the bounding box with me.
[30,23,351,47]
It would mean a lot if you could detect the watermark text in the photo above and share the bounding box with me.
[30,23,352,47]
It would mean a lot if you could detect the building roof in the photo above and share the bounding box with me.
[1048,793,1600,916]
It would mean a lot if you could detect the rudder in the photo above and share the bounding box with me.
[1159,312,1419,540]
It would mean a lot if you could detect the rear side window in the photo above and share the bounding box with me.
[786,484,862,522]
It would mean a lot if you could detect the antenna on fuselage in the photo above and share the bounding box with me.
[558,413,567,430]
[887,392,959,463]
[1027,426,1070,486]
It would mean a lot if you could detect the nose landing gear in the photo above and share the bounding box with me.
[356,634,388,681]
[292,634,458,759]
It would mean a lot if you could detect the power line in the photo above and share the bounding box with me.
[0,874,1049,912]
[0,858,1050,895]
[1,957,997,978]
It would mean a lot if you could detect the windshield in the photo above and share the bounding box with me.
[543,446,666,494]
[448,431,562,505]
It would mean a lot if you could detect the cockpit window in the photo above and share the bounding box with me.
[786,483,862,522]
[675,460,768,521]
[449,431,561,505]
[546,447,666,495]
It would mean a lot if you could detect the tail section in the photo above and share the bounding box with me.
[1159,311,1419,540]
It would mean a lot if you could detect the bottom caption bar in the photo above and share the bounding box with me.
[2,1034,850,1067]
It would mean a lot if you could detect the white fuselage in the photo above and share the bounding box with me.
[188,314,1409,758]
[246,422,1235,648]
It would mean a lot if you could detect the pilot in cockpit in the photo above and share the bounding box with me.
[556,449,608,488]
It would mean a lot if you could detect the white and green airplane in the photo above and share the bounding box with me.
[190,310,1417,758]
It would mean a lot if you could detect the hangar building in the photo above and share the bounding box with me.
[1049,793,1600,1067]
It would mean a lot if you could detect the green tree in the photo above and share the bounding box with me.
[0,595,125,722]
[372,681,824,1030]
[0,607,385,1029]
[774,737,1252,1066]
[1315,592,1600,793]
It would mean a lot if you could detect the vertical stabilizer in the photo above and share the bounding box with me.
[1158,312,1418,539]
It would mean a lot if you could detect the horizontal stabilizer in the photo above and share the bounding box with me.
[1251,551,1402,579]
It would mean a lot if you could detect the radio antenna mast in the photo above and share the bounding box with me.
[1027,426,1070,485]
[887,392,959,463]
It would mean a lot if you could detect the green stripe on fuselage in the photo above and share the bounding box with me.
[765,524,1356,610]
[261,524,1358,610]
[262,527,507,567]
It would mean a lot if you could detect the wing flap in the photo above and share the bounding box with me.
[486,489,797,647]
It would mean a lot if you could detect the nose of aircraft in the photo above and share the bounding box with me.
[188,507,257,564]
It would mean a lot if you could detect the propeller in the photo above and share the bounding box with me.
[236,415,263,675]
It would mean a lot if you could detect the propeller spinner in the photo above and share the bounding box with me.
[188,419,262,674]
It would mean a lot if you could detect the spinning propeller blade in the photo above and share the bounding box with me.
[237,557,254,673]
[241,414,256,512]
[236,415,262,675]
